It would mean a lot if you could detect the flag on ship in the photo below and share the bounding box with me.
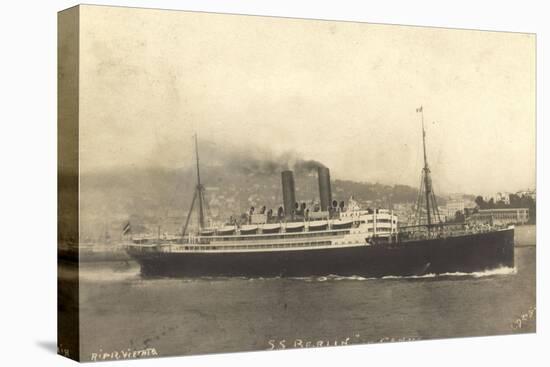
[416,106,423,113]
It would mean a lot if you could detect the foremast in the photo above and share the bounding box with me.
[182,134,208,236]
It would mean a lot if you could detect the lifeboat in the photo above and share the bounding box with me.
[308,220,328,231]
[199,228,215,236]
[216,226,235,235]
[240,225,258,235]
[262,223,281,234]
[285,222,305,233]
[331,219,354,229]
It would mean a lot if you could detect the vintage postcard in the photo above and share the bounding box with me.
[58,5,536,362]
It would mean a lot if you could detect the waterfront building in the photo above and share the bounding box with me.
[468,208,529,225]
[445,200,465,218]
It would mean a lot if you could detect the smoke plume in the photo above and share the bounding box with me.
[191,139,326,176]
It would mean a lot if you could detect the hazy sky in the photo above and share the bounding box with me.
[79,5,535,195]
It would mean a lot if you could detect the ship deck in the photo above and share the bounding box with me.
[126,225,513,254]
[126,227,515,278]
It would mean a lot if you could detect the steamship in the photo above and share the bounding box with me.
[126,109,514,278]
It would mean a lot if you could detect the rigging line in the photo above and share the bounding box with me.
[161,166,184,227]
[413,108,424,225]
[194,133,206,230]
[421,109,433,227]
[182,190,197,236]
[162,134,195,232]
[415,171,425,226]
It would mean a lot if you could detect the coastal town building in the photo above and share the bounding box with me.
[468,208,529,225]
[444,200,465,218]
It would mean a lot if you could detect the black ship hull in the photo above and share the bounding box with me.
[127,228,514,278]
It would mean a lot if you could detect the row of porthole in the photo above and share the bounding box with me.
[180,241,333,251]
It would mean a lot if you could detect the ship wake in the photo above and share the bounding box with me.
[290,266,517,282]
[77,266,517,283]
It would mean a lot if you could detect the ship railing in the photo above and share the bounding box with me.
[158,240,335,252]
[208,232,349,246]
[198,227,353,240]
[397,222,507,242]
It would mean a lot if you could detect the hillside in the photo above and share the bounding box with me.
[79,165,438,241]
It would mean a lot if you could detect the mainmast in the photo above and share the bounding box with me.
[182,133,207,236]
[194,134,205,229]
[415,106,441,228]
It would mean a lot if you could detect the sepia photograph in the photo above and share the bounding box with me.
[57,4,536,362]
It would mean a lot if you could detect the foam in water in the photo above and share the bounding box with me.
[374,266,516,281]
[288,267,517,282]
[74,265,517,283]
[400,266,517,280]
[78,268,141,282]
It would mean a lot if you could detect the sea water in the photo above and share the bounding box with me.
[69,225,536,361]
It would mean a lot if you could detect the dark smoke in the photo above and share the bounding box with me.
[199,140,326,176]
[147,135,327,176]
[294,159,326,174]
